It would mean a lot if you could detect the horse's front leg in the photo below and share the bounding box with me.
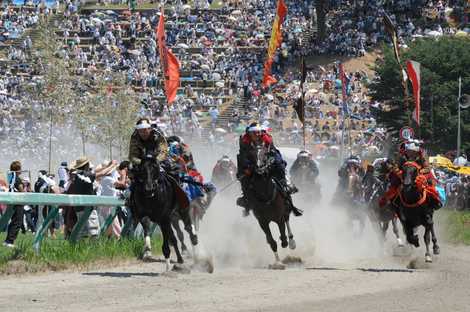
[430,222,440,255]
[277,219,288,249]
[391,217,404,246]
[424,225,432,263]
[285,217,296,250]
[141,216,153,260]
[179,204,198,246]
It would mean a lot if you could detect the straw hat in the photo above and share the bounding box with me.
[70,156,90,170]
[95,160,119,176]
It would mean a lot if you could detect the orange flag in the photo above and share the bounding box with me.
[156,10,180,104]
[262,0,287,88]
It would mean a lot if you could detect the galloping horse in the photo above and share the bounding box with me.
[244,144,297,268]
[131,155,198,271]
[344,167,367,236]
[392,161,440,262]
[211,157,237,189]
[290,163,321,203]
[366,176,403,246]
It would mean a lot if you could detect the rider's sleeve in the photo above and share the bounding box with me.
[156,135,169,162]
[128,133,141,164]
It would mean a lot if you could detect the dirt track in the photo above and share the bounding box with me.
[1,163,469,312]
[0,243,469,312]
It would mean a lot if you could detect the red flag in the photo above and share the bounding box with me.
[262,0,287,88]
[156,10,180,104]
[406,60,421,126]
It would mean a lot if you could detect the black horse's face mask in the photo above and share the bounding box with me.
[254,144,270,175]
[403,165,418,188]
[140,158,160,197]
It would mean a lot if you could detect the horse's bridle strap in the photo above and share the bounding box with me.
[399,189,427,208]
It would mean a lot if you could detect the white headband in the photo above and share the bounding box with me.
[135,121,151,129]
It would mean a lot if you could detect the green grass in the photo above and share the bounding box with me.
[0,233,162,274]
[444,211,470,245]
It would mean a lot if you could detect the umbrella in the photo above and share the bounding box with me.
[215,81,224,88]
[231,10,242,15]
[201,64,210,71]
[265,94,274,101]
[182,4,191,10]
[212,72,221,80]
[215,128,227,134]
[177,43,189,48]
[429,155,453,167]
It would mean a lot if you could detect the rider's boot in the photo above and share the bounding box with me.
[236,180,251,216]
[286,194,303,216]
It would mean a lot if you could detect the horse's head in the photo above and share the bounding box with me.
[347,166,361,196]
[402,161,420,189]
[140,154,160,197]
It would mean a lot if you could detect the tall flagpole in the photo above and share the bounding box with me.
[301,57,306,151]
[457,76,462,157]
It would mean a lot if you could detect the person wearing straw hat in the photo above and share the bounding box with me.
[66,157,118,239]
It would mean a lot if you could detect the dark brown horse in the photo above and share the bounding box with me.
[244,144,297,268]
[392,161,440,263]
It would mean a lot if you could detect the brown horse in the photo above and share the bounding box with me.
[244,144,297,268]
[344,167,367,236]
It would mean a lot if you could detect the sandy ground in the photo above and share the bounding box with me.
[0,244,469,312]
[1,153,469,312]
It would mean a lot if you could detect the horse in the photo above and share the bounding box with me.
[392,161,440,263]
[344,167,367,236]
[290,163,321,203]
[366,176,404,246]
[131,155,198,271]
[244,143,297,268]
[211,157,237,189]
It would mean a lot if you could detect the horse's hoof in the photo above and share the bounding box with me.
[269,262,286,270]
[193,256,215,274]
[282,255,302,265]
[281,240,288,248]
[288,239,296,250]
[190,235,198,246]
[142,251,156,262]
[172,263,191,274]
[425,254,432,263]
[433,245,440,255]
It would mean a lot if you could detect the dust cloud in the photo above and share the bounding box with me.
[191,142,387,269]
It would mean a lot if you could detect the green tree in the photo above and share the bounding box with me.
[369,37,470,154]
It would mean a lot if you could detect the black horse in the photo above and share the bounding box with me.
[392,161,440,263]
[244,144,298,268]
[131,155,198,271]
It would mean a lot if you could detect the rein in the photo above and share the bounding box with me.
[399,187,427,208]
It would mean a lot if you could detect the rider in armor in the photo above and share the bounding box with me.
[212,155,237,186]
[236,123,300,216]
[337,155,363,192]
[128,118,168,168]
[289,150,319,184]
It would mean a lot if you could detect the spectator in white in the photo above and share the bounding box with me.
[453,154,468,167]
[209,106,219,129]
[96,160,121,239]
[58,161,69,188]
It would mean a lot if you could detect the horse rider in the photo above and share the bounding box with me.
[129,117,169,169]
[379,140,441,210]
[337,155,363,192]
[212,155,237,185]
[289,150,319,184]
[236,122,300,217]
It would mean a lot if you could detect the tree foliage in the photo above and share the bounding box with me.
[369,37,470,154]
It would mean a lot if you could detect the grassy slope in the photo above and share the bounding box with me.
[443,210,470,245]
[0,233,162,274]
